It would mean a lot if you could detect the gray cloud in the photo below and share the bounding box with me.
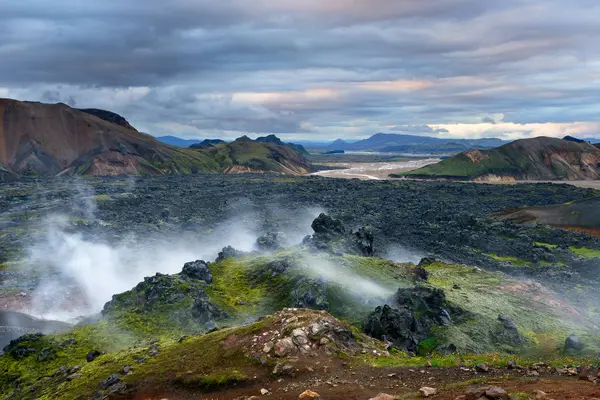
[1,0,599,139]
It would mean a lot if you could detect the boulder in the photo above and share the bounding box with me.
[181,260,213,283]
[311,214,345,237]
[86,350,102,362]
[485,386,508,399]
[475,363,489,373]
[465,386,490,400]
[354,227,375,256]
[363,305,419,352]
[496,315,522,344]
[256,232,286,251]
[419,387,437,397]
[363,285,466,353]
[304,214,374,256]
[564,334,585,352]
[216,246,249,262]
[274,338,295,357]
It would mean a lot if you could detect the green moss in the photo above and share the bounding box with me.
[205,257,269,316]
[483,253,530,267]
[535,242,558,249]
[569,246,600,259]
[1,316,272,400]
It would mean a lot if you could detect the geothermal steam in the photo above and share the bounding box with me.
[23,182,322,321]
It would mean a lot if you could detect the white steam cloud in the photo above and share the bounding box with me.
[20,181,322,321]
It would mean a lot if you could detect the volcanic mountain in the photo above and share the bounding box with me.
[397,136,600,181]
[0,99,311,177]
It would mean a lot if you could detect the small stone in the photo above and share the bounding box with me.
[454,396,466,400]
[319,337,329,346]
[121,365,132,375]
[298,389,321,400]
[475,363,489,373]
[425,359,432,368]
[260,388,270,395]
[506,360,517,369]
[533,390,548,399]
[485,386,508,399]
[567,368,578,376]
[527,370,540,377]
[263,341,275,353]
[419,387,437,397]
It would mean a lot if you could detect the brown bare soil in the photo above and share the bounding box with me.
[117,358,600,400]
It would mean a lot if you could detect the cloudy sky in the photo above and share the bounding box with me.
[1,0,599,141]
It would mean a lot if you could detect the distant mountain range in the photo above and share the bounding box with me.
[155,135,203,147]
[319,133,506,154]
[397,136,600,181]
[0,99,312,179]
[157,132,506,155]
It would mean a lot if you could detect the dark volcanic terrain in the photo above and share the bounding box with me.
[1,175,600,399]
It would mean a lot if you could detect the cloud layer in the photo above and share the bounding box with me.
[1,0,599,140]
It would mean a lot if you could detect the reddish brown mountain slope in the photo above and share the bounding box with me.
[0,99,311,177]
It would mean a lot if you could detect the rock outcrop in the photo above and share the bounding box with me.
[304,213,375,256]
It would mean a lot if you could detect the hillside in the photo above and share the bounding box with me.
[0,99,311,177]
[397,136,600,181]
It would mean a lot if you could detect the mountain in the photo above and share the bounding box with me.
[398,136,600,181]
[155,135,202,147]
[78,108,137,131]
[201,136,312,174]
[324,133,505,154]
[0,99,312,177]
[255,134,310,156]
[189,139,226,149]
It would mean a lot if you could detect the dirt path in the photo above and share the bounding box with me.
[123,360,600,400]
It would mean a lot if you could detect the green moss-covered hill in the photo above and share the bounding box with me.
[2,243,598,399]
[0,99,311,178]
[396,137,600,181]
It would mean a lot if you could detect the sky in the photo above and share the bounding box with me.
[1,0,599,141]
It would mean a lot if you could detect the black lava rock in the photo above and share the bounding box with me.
[86,350,102,362]
[181,260,213,283]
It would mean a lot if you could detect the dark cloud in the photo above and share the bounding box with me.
[1,0,599,139]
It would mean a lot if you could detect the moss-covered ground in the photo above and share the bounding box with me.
[2,253,599,399]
